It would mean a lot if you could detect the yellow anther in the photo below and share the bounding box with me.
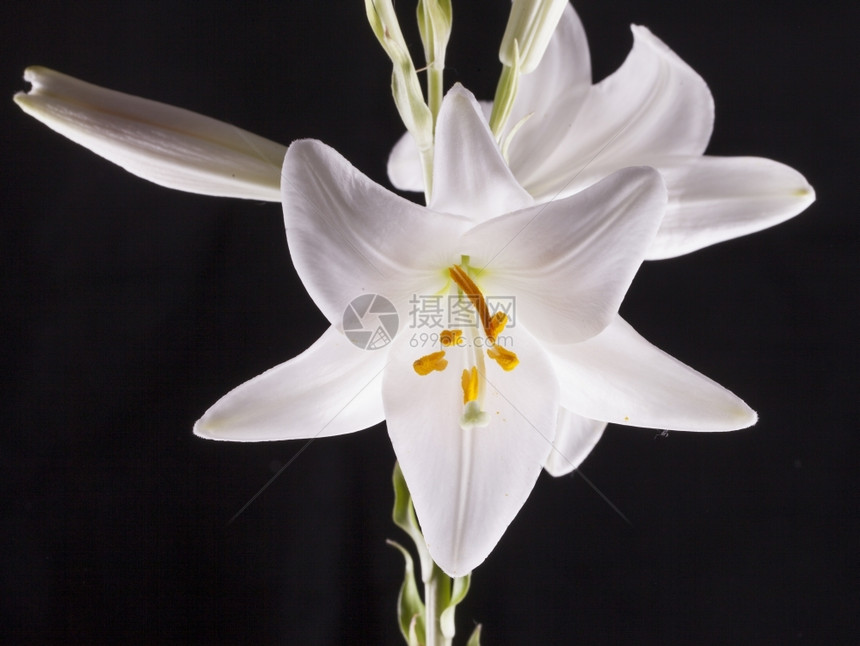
[487,344,519,371]
[488,311,508,341]
[413,351,448,376]
[440,329,463,347]
[461,366,480,404]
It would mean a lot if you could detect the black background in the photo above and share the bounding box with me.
[3,1,857,644]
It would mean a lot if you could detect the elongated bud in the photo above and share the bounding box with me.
[499,0,567,74]
[14,66,286,201]
[365,0,435,200]
[364,0,433,145]
[417,0,452,70]
[417,0,453,123]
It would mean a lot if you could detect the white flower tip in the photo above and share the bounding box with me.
[446,82,470,99]
[192,415,221,441]
[192,410,254,442]
[22,65,45,84]
[192,407,244,442]
[16,66,60,100]
[544,452,576,478]
[13,67,42,110]
[698,394,757,432]
[628,25,675,57]
[732,401,758,430]
[440,83,481,114]
[629,24,657,41]
[12,90,29,110]
[628,25,703,82]
[693,394,759,432]
[793,183,816,206]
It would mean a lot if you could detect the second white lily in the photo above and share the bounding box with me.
[389,3,815,260]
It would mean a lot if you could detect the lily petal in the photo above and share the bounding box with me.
[430,85,533,221]
[461,167,666,344]
[550,316,757,431]
[510,26,714,202]
[387,129,424,193]
[383,328,558,576]
[194,326,386,442]
[647,156,817,259]
[544,409,606,477]
[281,139,472,325]
[15,67,286,201]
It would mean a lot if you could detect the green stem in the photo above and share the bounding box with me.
[427,61,444,129]
[424,564,453,646]
[420,146,434,205]
[488,63,518,139]
[424,572,439,646]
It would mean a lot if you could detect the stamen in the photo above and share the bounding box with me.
[488,311,508,340]
[413,351,448,375]
[440,329,463,347]
[487,345,519,371]
[461,366,480,404]
[448,265,492,337]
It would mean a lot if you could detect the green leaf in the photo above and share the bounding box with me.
[392,461,433,583]
[439,572,471,638]
[387,539,426,646]
[466,623,482,646]
[488,40,522,139]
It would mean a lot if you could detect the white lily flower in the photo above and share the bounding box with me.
[14,66,285,201]
[389,4,815,260]
[195,86,756,576]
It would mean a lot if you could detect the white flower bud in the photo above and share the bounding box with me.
[15,67,286,201]
[499,0,568,74]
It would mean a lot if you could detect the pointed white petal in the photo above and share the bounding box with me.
[14,67,285,201]
[461,167,666,344]
[544,409,606,477]
[383,329,558,576]
[511,26,714,202]
[430,85,533,221]
[387,130,424,192]
[282,139,471,325]
[550,316,757,431]
[194,326,386,442]
[647,156,816,259]
[386,98,498,196]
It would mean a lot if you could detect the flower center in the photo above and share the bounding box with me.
[412,262,520,430]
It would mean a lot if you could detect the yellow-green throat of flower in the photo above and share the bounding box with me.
[412,262,520,430]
